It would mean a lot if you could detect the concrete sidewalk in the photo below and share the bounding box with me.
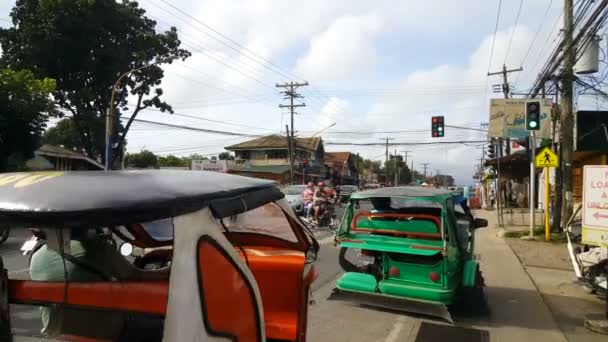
[471,210,567,342]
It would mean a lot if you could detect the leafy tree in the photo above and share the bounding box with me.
[431,174,455,187]
[42,118,91,154]
[383,154,411,185]
[218,152,234,160]
[0,0,190,165]
[125,150,158,169]
[0,69,57,171]
[158,155,188,167]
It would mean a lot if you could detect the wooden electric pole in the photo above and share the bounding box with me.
[277,81,308,184]
[560,0,575,224]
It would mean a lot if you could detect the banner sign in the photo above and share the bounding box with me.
[488,98,552,139]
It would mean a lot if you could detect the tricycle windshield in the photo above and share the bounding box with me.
[223,202,298,242]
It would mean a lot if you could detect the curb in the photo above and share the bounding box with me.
[505,239,570,341]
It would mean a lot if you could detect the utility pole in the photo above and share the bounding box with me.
[401,150,411,184]
[394,149,399,186]
[411,160,414,183]
[421,163,430,179]
[400,150,411,165]
[381,137,395,166]
[276,81,308,184]
[561,0,575,225]
[381,137,394,184]
[488,65,521,228]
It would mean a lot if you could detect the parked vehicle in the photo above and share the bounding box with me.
[329,187,488,323]
[0,170,319,342]
[565,204,607,298]
[282,184,308,215]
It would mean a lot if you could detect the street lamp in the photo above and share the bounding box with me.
[105,56,178,170]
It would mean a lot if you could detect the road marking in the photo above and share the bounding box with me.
[8,268,29,275]
[318,235,335,245]
[385,316,407,342]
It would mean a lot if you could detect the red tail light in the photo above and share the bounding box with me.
[389,267,400,277]
[429,272,440,282]
[361,249,373,256]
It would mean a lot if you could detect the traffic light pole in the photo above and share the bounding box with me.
[529,131,536,238]
[496,139,504,227]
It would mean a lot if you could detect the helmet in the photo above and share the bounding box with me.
[317,182,325,187]
[307,182,314,187]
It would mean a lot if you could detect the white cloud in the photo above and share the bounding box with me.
[295,13,383,81]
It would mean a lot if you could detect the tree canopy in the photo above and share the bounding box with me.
[0,0,190,165]
[0,69,57,171]
[124,149,158,169]
[218,152,234,160]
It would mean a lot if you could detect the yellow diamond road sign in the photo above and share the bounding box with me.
[535,147,559,168]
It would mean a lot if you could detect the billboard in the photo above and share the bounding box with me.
[191,159,235,173]
[488,98,552,139]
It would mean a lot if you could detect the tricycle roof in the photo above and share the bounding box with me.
[0,170,283,227]
[350,186,453,200]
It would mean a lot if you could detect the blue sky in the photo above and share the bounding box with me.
[4,0,606,185]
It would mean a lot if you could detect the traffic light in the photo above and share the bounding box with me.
[488,140,496,159]
[431,116,444,137]
[525,101,541,131]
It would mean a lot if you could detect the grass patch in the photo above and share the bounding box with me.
[503,227,567,243]
[503,227,544,238]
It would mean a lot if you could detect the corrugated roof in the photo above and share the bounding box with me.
[225,134,321,151]
[325,152,351,165]
[35,144,104,169]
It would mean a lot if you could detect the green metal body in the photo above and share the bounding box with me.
[335,187,480,307]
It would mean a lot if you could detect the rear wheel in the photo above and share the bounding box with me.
[452,266,489,318]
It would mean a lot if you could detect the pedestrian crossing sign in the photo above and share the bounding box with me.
[535,147,559,168]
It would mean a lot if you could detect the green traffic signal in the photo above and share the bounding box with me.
[525,101,541,131]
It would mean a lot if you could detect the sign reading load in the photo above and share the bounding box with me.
[488,98,552,139]
[582,165,608,246]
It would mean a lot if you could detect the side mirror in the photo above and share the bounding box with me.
[474,218,488,228]
[119,242,133,256]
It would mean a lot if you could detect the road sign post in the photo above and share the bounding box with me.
[545,168,550,241]
[535,146,559,241]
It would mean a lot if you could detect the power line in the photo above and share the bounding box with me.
[518,0,555,71]
[153,0,299,82]
[123,117,261,137]
[325,140,489,146]
[487,0,503,74]
[481,0,503,121]
[504,0,524,64]
[126,105,276,131]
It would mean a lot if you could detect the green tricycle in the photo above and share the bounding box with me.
[329,186,488,322]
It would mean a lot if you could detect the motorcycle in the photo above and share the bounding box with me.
[316,200,337,230]
[300,200,337,230]
[565,204,607,297]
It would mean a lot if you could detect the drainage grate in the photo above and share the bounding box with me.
[414,322,490,342]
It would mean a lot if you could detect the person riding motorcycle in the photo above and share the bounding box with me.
[313,182,329,224]
[302,182,315,219]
